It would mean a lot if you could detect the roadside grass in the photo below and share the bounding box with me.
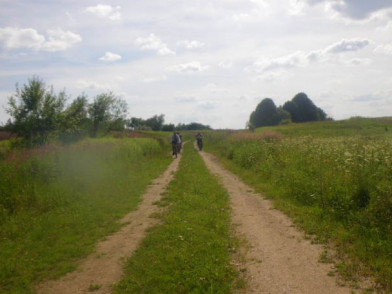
[204,119,392,291]
[259,116,392,138]
[0,137,171,294]
[114,143,239,294]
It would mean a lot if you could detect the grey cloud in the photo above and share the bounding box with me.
[305,0,392,19]
[352,94,380,102]
[325,39,370,54]
[174,96,197,103]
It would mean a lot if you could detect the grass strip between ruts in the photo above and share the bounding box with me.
[114,143,239,294]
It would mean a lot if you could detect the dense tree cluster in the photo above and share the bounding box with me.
[248,93,329,129]
[129,116,210,132]
[6,77,128,145]
[5,77,213,146]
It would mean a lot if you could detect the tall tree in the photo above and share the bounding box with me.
[145,114,165,131]
[283,93,327,123]
[6,76,66,145]
[88,93,128,137]
[249,98,280,128]
[59,95,89,142]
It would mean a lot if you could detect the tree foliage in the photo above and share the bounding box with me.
[6,76,66,145]
[248,93,328,129]
[6,77,128,145]
[249,98,281,128]
[283,92,326,123]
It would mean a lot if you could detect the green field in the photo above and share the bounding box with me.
[114,142,239,293]
[1,118,392,292]
[205,117,392,290]
[0,136,171,293]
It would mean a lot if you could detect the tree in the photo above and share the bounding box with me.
[162,124,175,131]
[249,98,280,128]
[88,92,128,137]
[283,93,327,123]
[145,114,165,131]
[6,76,66,145]
[59,95,89,142]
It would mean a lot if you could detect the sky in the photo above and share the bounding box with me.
[0,0,392,129]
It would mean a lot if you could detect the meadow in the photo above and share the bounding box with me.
[0,136,171,293]
[205,117,392,290]
[114,142,240,293]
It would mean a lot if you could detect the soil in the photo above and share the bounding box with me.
[35,152,182,294]
[198,150,354,294]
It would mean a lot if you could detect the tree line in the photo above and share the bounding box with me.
[3,76,210,146]
[128,116,211,132]
[248,93,329,130]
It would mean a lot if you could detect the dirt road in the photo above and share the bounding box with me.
[36,153,181,294]
[199,150,353,294]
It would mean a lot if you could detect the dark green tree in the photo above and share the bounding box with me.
[249,98,280,128]
[283,93,327,123]
[58,95,89,142]
[145,114,165,131]
[88,93,128,137]
[6,76,66,145]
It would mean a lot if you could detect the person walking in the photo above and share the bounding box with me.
[195,132,203,151]
[171,132,179,158]
[177,132,182,153]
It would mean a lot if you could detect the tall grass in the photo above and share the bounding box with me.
[205,125,392,290]
[114,142,239,293]
[0,137,171,293]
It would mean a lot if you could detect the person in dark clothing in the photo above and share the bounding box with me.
[195,132,203,151]
[171,132,179,158]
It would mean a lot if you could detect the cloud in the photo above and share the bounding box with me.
[0,27,81,52]
[324,38,370,53]
[374,43,392,55]
[232,13,252,22]
[135,34,175,56]
[288,0,306,15]
[141,75,167,83]
[254,51,308,72]
[253,38,371,72]
[352,94,381,102]
[174,96,197,103]
[99,51,122,61]
[42,28,82,52]
[305,0,392,19]
[345,58,372,66]
[0,27,44,50]
[85,4,121,20]
[168,61,209,73]
[177,40,205,49]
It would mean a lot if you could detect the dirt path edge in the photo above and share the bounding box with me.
[36,153,181,294]
[198,149,354,294]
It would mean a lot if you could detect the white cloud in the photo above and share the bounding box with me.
[218,61,233,69]
[99,51,122,61]
[135,34,175,56]
[345,58,372,66]
[0,27,44,50]
[177,40,205,49]
[253,38,371,72]
[42,28,82,52]
[0,27,81,52]
[374,43,392,55]
[141,75,167,83]
[324,38,370,53]
[168,61,209,73]
[85,4,121,20]
[232,13,252,22]
[288,0,306,15]
[254,51,308,72]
